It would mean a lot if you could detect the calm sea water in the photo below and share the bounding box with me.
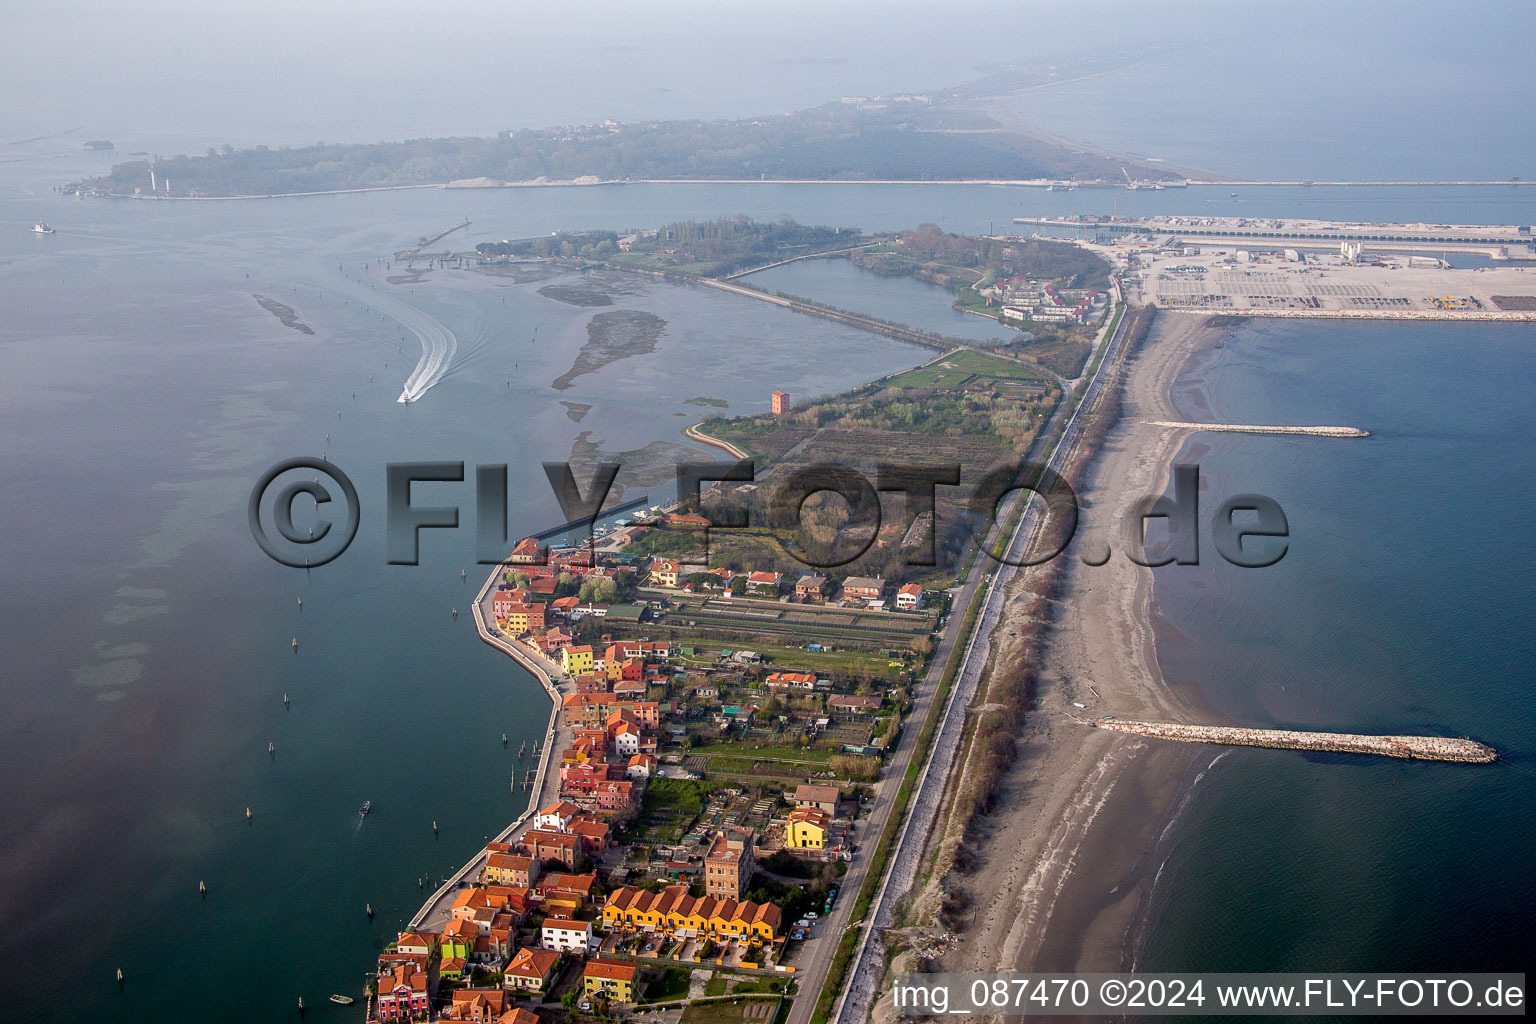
[1139,318,1536,970]
[742,257,1021,346]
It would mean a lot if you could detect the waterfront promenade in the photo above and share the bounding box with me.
[407,564,572,932]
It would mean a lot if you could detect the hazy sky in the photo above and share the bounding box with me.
[4,1,1532,179]
[3,0,1195,148]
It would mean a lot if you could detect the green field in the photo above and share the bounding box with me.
[884,349,1049,389]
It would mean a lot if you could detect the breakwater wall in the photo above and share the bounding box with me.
[1096,719,1497,764]
[1147,421,1370,438]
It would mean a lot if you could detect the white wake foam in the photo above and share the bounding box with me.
[387,296,456,403]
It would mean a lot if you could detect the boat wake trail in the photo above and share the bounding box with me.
[388,297,456,403]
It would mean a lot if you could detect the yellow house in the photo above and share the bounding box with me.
[503,605,530,634]
[583,958,638,1003]
[650,559,680,588]
[562,644,594,676]
[785,807,830,850]
[602,886,780,942]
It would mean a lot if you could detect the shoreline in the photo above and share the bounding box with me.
[406,562,570,932]
[926,310,1225,983]
[75,177,1536,202]
[682,420,750,461]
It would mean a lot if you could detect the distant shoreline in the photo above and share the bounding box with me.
[79,177,1536,202]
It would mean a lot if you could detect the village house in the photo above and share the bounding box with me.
[745,570,782,596]
[507,536,545,564]
[394,931,438,958]
[503,946,561,993]
[541,917,593,954]
[439,918,478,981]
[520,828,582,868]
[895,583,924,610]
[649,558,681,588]
[532,800,581,832]
[376,962,431,1021]
[484,852,540,888]
[793,783,841,816]
[583,959,640,1004]
[535,870,597,906]
[827,694,883,715]
[601,885,782,942]
[561,644,595,676]
[443,988,511,1021]
[764,671,820,692]
[841,576,885,603]
[568,817,610,854]
[785,806,831,850]
[794,574,828,600]
[704,828,756,901]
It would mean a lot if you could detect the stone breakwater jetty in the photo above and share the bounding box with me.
[1148,421,1370,438]
[1095,719,1498,764]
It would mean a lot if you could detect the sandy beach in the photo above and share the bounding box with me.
[909,311,1230,984]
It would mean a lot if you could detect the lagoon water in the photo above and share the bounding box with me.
[2,151,1534,1018]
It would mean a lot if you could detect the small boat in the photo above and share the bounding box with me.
[329,995,355,1006]
[199,880,207,896]
[359,800,371,816]
[245,807,253,821]
[33,222,55,234]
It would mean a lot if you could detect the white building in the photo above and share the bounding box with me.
[533,800,580,833]
[542,918,593,954]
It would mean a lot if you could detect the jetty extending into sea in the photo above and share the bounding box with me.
[1095,719,1498,764]
[1147,421,1370,438]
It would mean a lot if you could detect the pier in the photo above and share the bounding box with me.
[527,494,650,543]
[418,218,470,249]
[1147,421,1370,438]
[1095,719,1497,764]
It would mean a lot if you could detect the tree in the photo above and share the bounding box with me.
[511,571,532,587]
[579,576,619,603]
[729,576,747,596]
